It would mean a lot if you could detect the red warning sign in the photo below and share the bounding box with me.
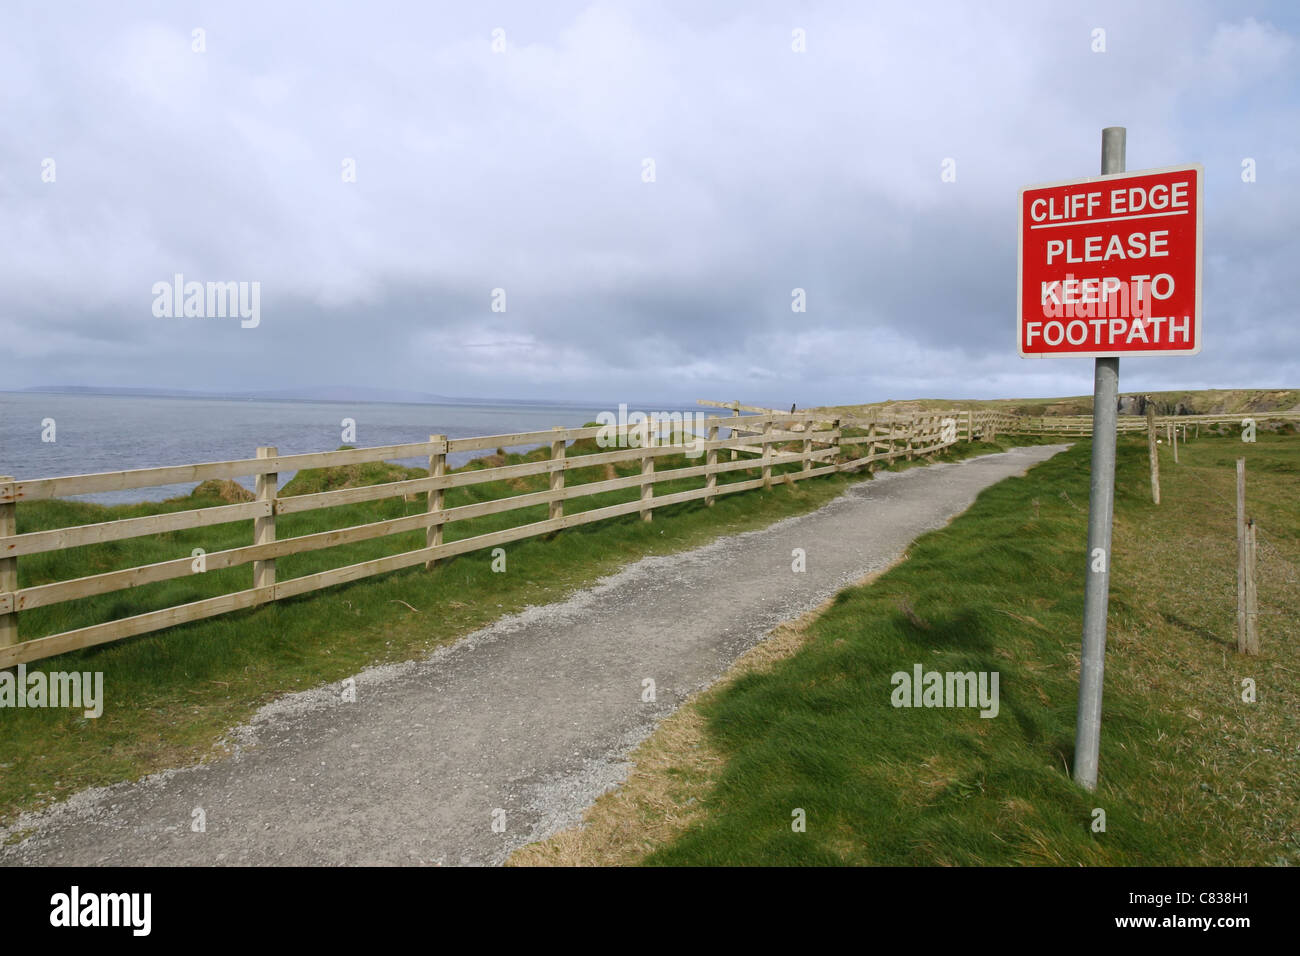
[1018,164,1203,357]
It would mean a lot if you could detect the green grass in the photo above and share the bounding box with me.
[0,430,1040,825]
[643,428,1300,866]
[819,387,1300,419]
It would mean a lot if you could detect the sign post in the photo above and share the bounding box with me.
[1017,129,1203,790]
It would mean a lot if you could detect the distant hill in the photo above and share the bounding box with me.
[12,385,600,408]
[15,384,460,403]
[816,389,1300,419]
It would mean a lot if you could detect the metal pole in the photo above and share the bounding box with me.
[1073,126,1124,792]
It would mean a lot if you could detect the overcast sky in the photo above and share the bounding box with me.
[2,0,1297,408]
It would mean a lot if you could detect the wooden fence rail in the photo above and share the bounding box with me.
[0,410,903,667]
[4,403,1296,668]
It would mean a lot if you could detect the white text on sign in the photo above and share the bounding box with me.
[1018,165,1202,357]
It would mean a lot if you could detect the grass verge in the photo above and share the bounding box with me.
[511,428,1300,866]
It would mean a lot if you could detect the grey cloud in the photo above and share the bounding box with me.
[1,0,1297,407]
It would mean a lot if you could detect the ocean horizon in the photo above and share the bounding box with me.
[0,390,709,505]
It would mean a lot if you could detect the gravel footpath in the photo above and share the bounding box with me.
[0,444,1067,866]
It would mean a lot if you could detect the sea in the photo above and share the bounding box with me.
[0,391,710,505]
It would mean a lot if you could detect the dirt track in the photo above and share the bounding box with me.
[0,445,1067,866]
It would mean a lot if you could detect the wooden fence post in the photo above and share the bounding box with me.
[705,424,718,506]
[761,420,773,489]
[253,448,277,595]
[1172,420,1179,464]
[426,434,445,569]
[1244,518,1260,655]
[1146,405,1160,505]
[965,410,973,442]
[1235,460,1261,655]
[730,404,740,462]
[0,476,16,649]
[1236,457,1247,653]
[833,418,843,472]
[640,427,654,522]
[802,417,813,474]
[550,426,565,520]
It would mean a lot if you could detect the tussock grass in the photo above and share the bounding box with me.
[515,430,1300,866]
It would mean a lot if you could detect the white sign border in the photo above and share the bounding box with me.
[1016,162,1204,359]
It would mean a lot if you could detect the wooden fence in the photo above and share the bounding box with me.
[3,404,1295,667]
[0,409,957,667]
[701,400,1300,439]
[996,411,1300,436]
